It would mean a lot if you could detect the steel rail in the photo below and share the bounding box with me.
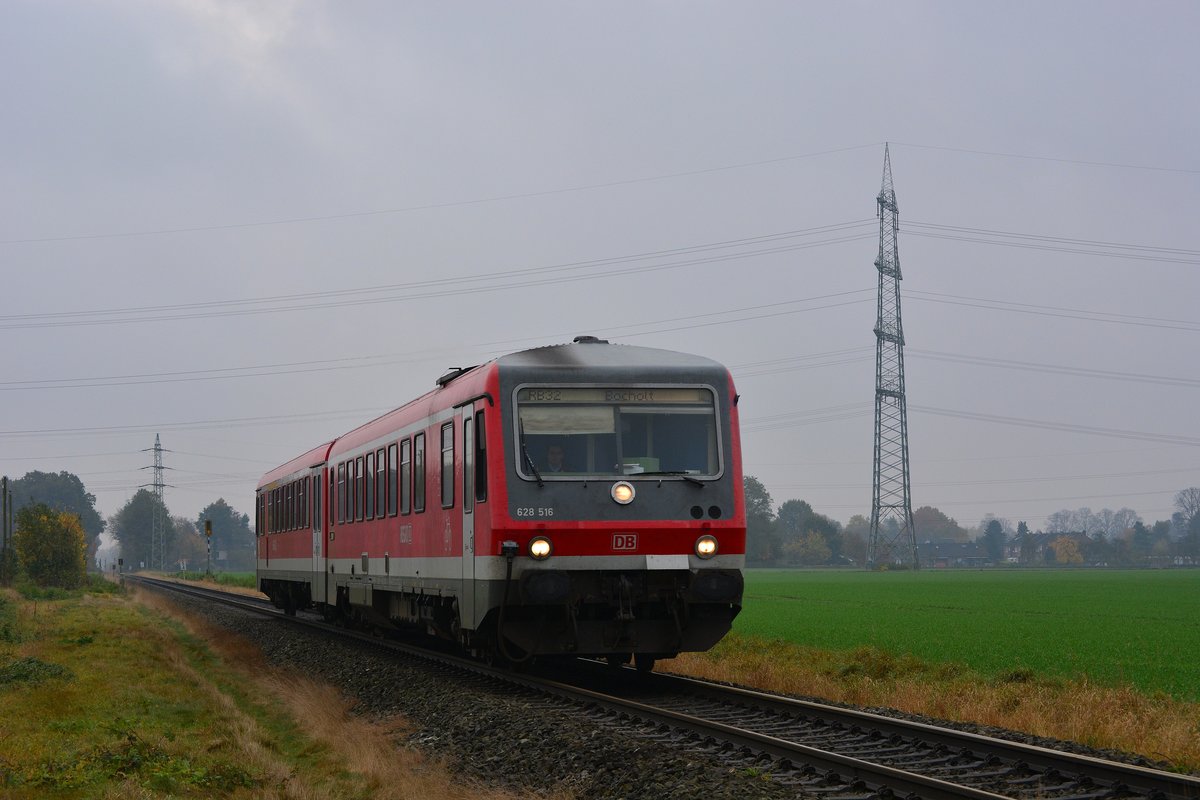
[624,669,1200,800]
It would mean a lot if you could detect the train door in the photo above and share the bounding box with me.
[460,407,476,628]
[311,467,326,603]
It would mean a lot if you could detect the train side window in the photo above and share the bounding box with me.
[286,483,293,531]
[270,489,277,534]
[329,471,336,528]
[365,452,375,521]
[355,455,364,521]
[475,411,487,503]
[376,447,386,518]
[299,478,307,529]
[337,463,346,524]
[441,422,454,509]
[387,444,398,516]
[400,439,411,514]
[413,433,426,513]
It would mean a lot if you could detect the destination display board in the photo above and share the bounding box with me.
[517,387,711,405]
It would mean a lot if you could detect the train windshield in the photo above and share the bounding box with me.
[515,386,721,479]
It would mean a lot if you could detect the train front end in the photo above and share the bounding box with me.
[485,338,745,665]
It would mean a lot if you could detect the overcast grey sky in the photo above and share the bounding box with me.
[2,1,1197,536]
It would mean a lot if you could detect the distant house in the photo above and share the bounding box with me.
[917,540,987,568]
[1009,531,1092,565]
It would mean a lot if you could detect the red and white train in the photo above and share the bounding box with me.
[255,336,745,670]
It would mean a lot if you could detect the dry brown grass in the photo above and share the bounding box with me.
[144,572,269,600]
[662,636,1200,772]
[135,588,566,800]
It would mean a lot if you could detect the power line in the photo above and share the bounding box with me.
[769,463,1200,491]
[1,220,873,323]
[911,405,1200,447]
[890,141,1200,175]
[7,140,1194,249]
[0,407,392,440]
[906,228,1200,267]
[907,291,1200,334]
[0,289,875,391]
[908,349,1200,389]
[1,144,881,246]
[3,212,1193,333]
[0,224,876,330]
[907,220,1200,257]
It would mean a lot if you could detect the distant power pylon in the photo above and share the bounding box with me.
[140,434,170,570]
[868,144,918,568]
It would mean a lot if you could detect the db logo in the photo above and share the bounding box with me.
[612,533,638,551]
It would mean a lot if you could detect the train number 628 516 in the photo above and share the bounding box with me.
[515,507,555,517]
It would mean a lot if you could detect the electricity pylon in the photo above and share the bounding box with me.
[140,434,170,570]
[868,144,918,568]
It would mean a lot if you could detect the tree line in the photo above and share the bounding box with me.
[0,470,256,589]
[744,475,1200,568]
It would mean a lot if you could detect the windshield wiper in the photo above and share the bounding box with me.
[518,420,544,487]
[639,471,705,487]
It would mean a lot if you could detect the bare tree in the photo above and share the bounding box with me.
[1111,507,1141,536]
[1046,509,1073,533]
[1068,506,1095,533]
[1175,487,1200,524]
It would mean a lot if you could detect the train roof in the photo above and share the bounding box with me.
[495,336,728,374]
[256,440,335,489]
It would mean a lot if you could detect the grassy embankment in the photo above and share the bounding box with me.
[169,571,257,590]
[665,568,1200,771]
[0,578,544,799]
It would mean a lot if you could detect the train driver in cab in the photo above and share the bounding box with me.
[546,443,567,473]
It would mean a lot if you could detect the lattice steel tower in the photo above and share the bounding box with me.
[141,434,168,570]
[868,144,918,568]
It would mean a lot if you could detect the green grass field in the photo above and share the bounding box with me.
[735,569,1200,700]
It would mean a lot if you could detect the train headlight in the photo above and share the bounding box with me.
[529,536,553,560]
[611,481,635,505]
[695,534,718,559]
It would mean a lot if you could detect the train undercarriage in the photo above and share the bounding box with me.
[260,567,743,671]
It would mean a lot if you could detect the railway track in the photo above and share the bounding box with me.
[129,574,1200,800]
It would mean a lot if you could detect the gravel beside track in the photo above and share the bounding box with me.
[156,589,803,799]
[145,582,1196,799]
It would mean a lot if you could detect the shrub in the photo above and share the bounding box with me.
[13,504,87,589]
